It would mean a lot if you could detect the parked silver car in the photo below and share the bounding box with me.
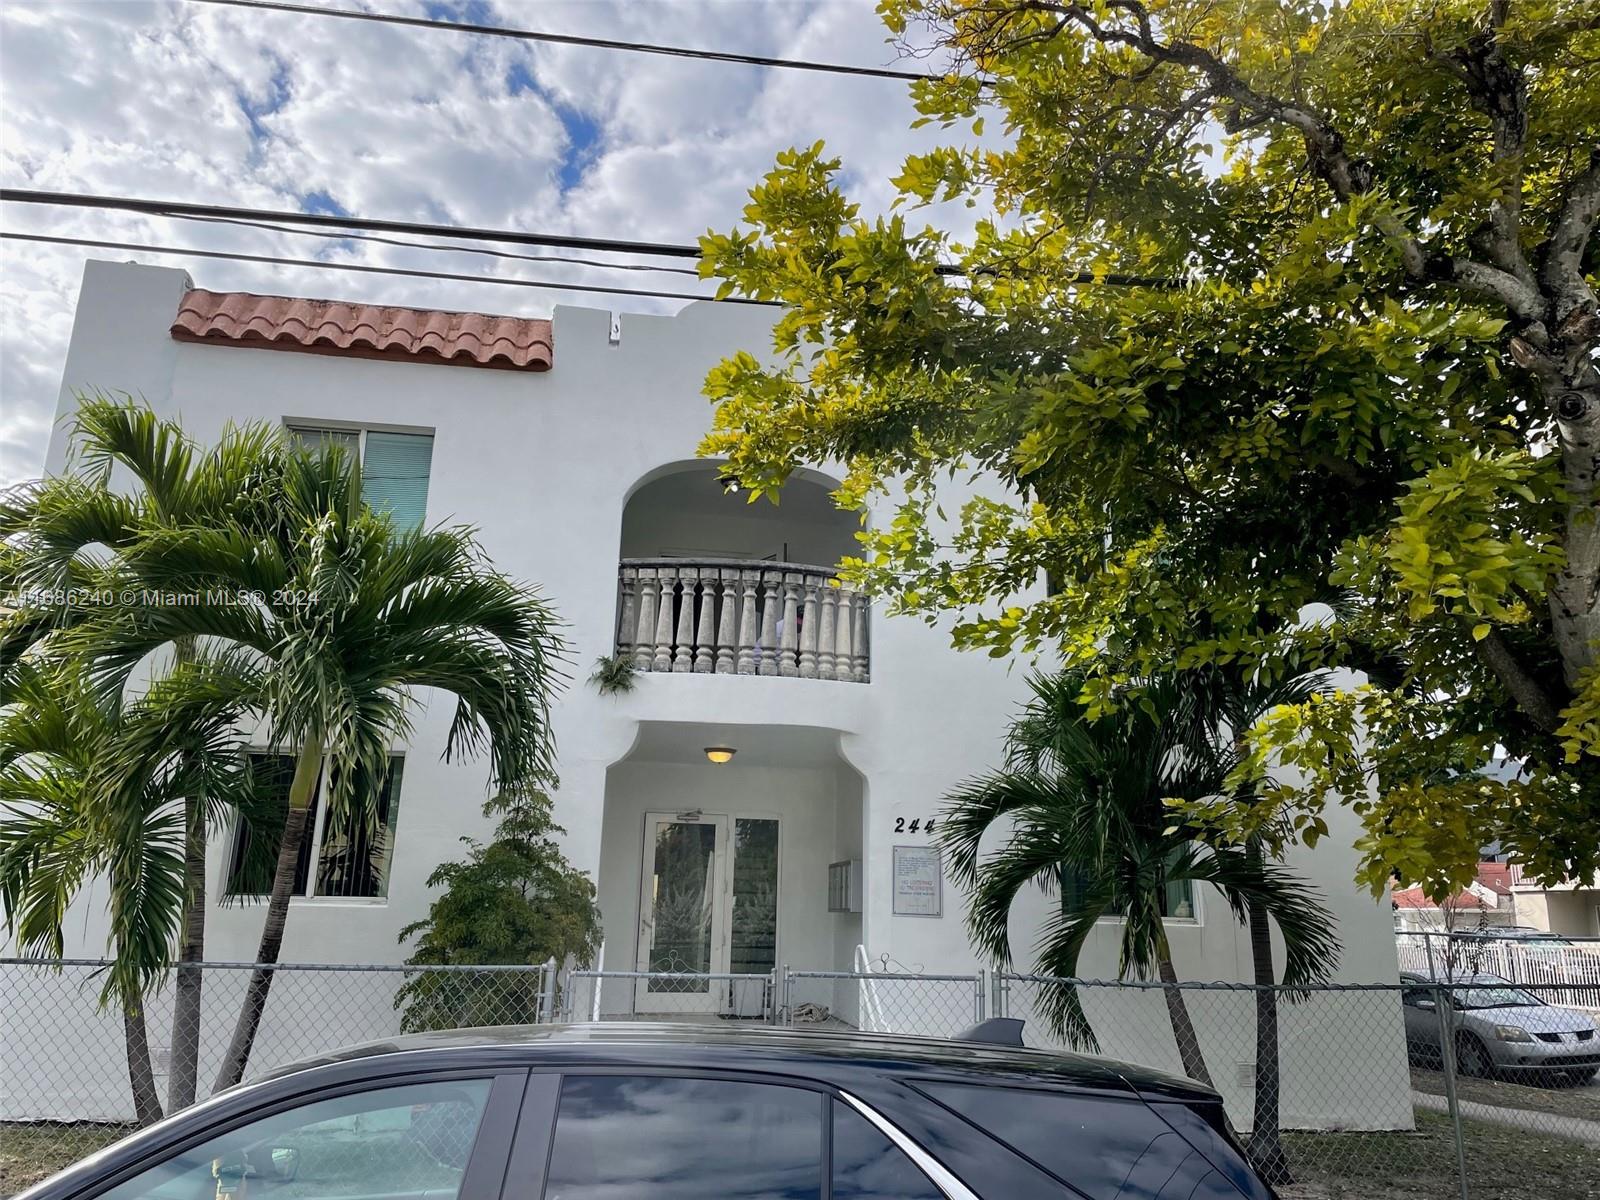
[1400,971,1600,1083]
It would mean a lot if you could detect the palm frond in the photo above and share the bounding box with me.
[69,394,198,515]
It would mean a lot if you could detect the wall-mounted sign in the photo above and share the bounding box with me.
[892,844,943,918]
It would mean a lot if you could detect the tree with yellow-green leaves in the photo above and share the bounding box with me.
[699,0,1599,900]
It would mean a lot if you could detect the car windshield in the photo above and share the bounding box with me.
[1450,984,1543,1010]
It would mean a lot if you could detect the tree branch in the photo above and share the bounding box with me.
[1445,259,1547,322]
[1541,148,1600,319]
[1474,628,1564,732]
[1428,1,1535,286]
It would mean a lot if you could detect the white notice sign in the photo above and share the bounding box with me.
[892,845,943,917]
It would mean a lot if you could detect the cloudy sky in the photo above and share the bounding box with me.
[0,0,970,487]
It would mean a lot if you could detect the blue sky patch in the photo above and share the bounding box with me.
[504,62,602,193]
[423,1,494,23]
[235,58,290,160]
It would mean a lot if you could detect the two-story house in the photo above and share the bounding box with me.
[8,259,1410,1130]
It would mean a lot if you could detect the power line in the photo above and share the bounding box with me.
[1,187,705,260]
[177,212,702,275]
[1,232,775,307]
[184,0,955,83]
[0,189,1183,287]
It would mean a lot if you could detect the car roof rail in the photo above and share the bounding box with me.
[956,1018,1026,1047]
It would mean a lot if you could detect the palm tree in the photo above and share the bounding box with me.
[939,669,1339,1091]
[76,438,565,1089]
[0,396,283,1110]
[0,659,256,1126]
[1187,664,1333,1182]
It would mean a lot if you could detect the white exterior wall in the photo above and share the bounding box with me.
[8,260,1408,1130]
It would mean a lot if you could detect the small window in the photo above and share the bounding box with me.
[226,753,403,900]
[288,425,434,531]
[1060,856,1196,920]
[543,1076,822,1200]
[831,1100,943,1200]
[918,1081,1215,1200]
[95,1078,492,1200]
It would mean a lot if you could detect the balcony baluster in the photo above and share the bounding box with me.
[616,558,868,685]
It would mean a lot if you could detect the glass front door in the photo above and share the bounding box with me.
[637,814,729,1011]
[635,814,780,1013]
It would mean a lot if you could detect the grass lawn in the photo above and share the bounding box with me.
[1282,1109,1600,1200]
[1412,1065,1600,1124]
[1,1123,130,1196]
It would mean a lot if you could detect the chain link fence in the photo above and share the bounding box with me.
[6,960,1600,1199]
[558,970,774,1022]
[0,957,554,1194]
[782,969,985,1036]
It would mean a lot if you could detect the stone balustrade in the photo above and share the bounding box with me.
[616,559,870,682]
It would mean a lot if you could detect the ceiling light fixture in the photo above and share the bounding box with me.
[704,746,736,764]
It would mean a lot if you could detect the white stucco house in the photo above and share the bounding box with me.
[9,259,1410,1128]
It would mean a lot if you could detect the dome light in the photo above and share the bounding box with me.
[704,746,737,764]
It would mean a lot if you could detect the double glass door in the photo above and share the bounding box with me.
[636,813,778,1012]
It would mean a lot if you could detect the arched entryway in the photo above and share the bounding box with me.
[595,721,865,1017]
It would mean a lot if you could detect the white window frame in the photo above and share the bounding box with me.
[1060,862,1205,928]
[1091,881,1204,928]
[284,420,437,532]
[283,418,436,445]
[222,750,405,906]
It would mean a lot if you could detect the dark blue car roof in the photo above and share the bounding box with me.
[258,1020,1215,1101]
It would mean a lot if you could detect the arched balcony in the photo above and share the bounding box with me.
[614,465,869,682]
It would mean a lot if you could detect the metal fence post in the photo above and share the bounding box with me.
[540,957,556,1024]
[1432,983,1470,1200]
[780,964,791,1026]
[975,968,988,1023]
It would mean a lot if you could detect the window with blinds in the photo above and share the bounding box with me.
[287,425,434,531]
[361,431,433,530]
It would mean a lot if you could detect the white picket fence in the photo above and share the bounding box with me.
[1394,932,1600,1012]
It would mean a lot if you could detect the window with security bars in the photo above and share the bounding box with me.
[226,753,405,900]
[287,424,434,530]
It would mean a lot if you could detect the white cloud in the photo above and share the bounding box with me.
[0,0,979,486]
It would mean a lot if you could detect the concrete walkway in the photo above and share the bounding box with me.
[1413,1089,1600,1146]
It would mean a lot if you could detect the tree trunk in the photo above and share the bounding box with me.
[1243,841,1292,1184]
[167,635,205,1112]
[121,992,163,1128]
[168,790,207,1111]
[1157,947,1214,1087]
[213,739,320,1091]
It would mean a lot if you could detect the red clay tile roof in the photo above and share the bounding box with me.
[170,289,552,371]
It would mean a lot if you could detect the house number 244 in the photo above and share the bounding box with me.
[893,818,936,834]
